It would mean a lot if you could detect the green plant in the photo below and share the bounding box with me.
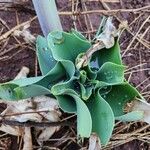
[0,19,147,145]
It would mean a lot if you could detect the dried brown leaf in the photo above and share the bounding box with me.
[88,133,101,150]
[23,127,32,150]
[131,100,150,124]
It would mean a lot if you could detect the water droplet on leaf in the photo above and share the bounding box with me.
[44,47,48,51]
[106,75,113,81]
[125,95,128,98]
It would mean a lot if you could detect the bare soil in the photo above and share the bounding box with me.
[0,0,149,149]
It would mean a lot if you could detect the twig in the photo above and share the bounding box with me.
[76,41,105,69]
[88,0,120,1]
[58,5,150,15]
[136,77,150,89]
[0,2,35,14]
[0,110,50,118]
[0,3,149,16]
[125,63,147,72]
[134,26,150,49]
[116,16,150,50]
[120,13,144,47]
[82,1,94,40]
[0,17,21,44]
[0,16,37,41]
[122,16,150,56]
[0,119,74,127]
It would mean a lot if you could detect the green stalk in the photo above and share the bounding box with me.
[32,0,62,37]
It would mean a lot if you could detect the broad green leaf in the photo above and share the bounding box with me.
[80,83,93,101]
[47,31,91,62]
[87,91,115,145]
[70,94,92,137]
[56,95,77,113]
[14,84,51,99]
[84,65,97,80]
[37,60,75,88]
[0,83,51,100]
[60,60,75,78]
[96,62,125,85]
[116,111,144,122]
[0,83,19,100]
[71,29,87,41]
[97,84,112,95]
[37,61,68,88]
[51,77,78,96]
[36,35,56,75]
[100,40,122,65]
[9,62,65,88]
[79,70,87,84]
[0,61,71,100]
[90,40,122,69]
[56,93,92,137]
[10,76,43,87]
[94,80,111,90]
[50,61,77,96]
[102,82,141,117]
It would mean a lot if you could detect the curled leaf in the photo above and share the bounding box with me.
[36,35,56,75]
[57,93,92,138]
[87,92,115,145]
[47,31,91,62]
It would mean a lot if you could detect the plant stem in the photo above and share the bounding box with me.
[32,0,62,37]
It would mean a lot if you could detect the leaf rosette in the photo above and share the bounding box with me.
[0,29,145,145]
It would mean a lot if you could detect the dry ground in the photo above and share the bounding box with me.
[0,0,150,149]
